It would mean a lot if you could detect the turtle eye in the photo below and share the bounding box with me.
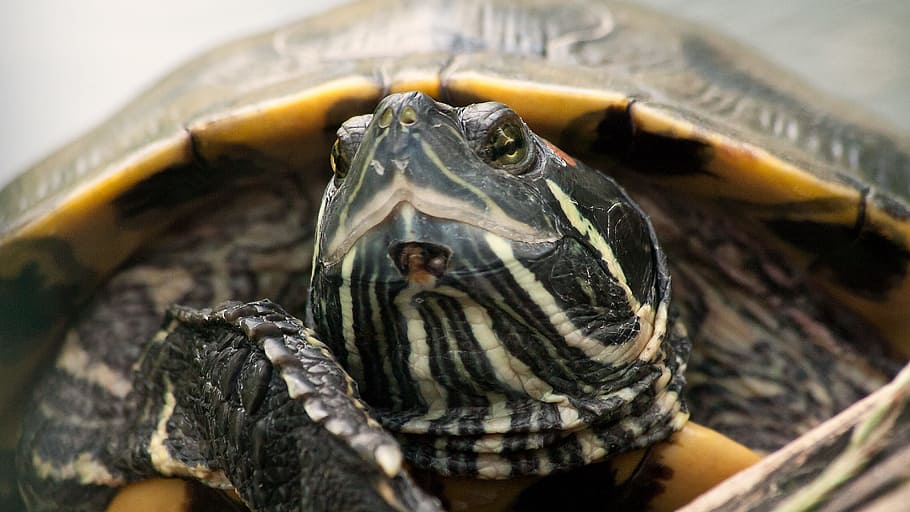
[462,102,536,173]
[486,121,529,168]
[330,138,350,181]
[331,113,372,183]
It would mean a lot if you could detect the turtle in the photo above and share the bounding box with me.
[2,0,910,511]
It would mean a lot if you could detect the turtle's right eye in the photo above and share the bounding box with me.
[330,138,350,181]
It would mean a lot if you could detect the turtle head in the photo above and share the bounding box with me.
[313,91,562,277]
[309,92,688,477]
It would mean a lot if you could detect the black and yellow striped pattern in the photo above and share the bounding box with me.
[310,92,689,478]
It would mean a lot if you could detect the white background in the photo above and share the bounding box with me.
[1,0,908,187]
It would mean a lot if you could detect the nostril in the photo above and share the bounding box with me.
[378,107,393,128]
[399,106,418,126]
[389,242,451,280]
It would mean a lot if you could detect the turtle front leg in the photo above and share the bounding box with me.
[141,300,440,511]
[19,300,441,512]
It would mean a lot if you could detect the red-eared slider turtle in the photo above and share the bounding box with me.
[2,1,910,511]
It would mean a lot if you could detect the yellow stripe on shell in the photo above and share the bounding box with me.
[442,69,631,139]
[629,102,910,357]
[188,76,384,172]
[0,136,192,281]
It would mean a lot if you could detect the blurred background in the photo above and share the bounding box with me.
[1,0,908,188]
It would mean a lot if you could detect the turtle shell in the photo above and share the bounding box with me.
[2,0,909,510]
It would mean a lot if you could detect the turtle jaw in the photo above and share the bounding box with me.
[317,200,561,287]
[319,173,559,270]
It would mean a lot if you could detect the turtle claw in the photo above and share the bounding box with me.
[139,300,441,512]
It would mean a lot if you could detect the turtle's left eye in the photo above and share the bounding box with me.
[486,121,528,167]
[462,103,536,174]
[330,138,350,181]
[480,117,536,175]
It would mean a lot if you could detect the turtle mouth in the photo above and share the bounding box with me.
[322,174,558,267]
[328,202,561,286]
[389,241,451,282]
